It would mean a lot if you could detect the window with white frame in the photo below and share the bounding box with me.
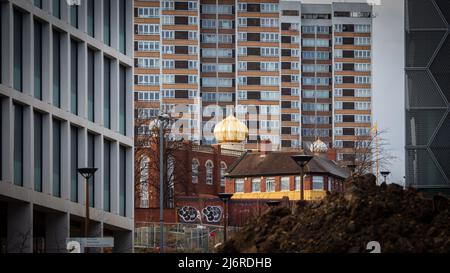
[355,50,371,59]
[355,37,371,45]
[161,0,174,10]
[355,89,371,97]
[137,24,159,35]
[205,161,214,185]
[261,76,279,86]
[355,24,371,33]
[137,58,159,69]
[355,115,371,123]
[220,162,227,186]
[252,178,260,192]
[136,91,159,101]
[161,60,174,69]
[235,179,244,193]
[188,1,198,10]
[161,74,175,84]
[162,89,175,98]
[265,177,276,192]
[137,108,159,119]
[137,41,159,52]
[355,101,371,110]
[219,20,233,29]
[161,45,174,54]
[261,18,279,27]
[188,75,198,84]
[261,3,278,13]
[137,7,159,18]
[161,30,174,40]
[260,32,279,42]
[261,47,279,57]
[202,19,216,29]
[312,176,324,190]
[281,177,290,191]
[137,75,159,86]
[355,63,371,72]
[260,91,279,101]
[161,15,174,25]
[295,176,301,191]
[355,76,371,84]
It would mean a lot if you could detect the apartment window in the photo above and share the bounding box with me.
[162,89,175,98]
[119,0,126,54]
[355,37,371,45]
[136,91,159,101]
[188,1,198,10]
[266,178,275,192]
[161,15,174,25]
[137,24,159,35]
[261,18,279,27]
[104,0,111,45]
[355,50,371,59]
[260,32,279,42]
[161,31,174,40]
[261,91,279,101]
[219,20,233,29]
[261,77,279,86]
[356,115,371,123]
[34,112,43,192]
[87,133,95,206]
[220,162,227,187]
[312,176,324,190]
[302,51,329,60]
[119,66,127,135]
[355,76,371,84]
[87,0,94,36]
[356,89,371,97]
[302,39,329,47]
[188,16,197,25]
[261,62,279,71]
[137,7,159,18]
[261,47,279,57]
[70,40,78,114]
[261,3,278,13]
[202,19,216,29]
[137,41,159,52]
[104,58,111,128]
[303,77,330,86]
[238,3,247,11]
[53,119,61,197]
[13,10,23,92]
[137,75,159,86]
[104,140,111,211]
[355,24,371,33]
[206,161,213,185]
[51,0,60,18]
[70,2,78,28]
[355,63,371,71]
[161,74,174,84]
[137,58,159,69]
[70,126,78,202]
[235,179,244,193]
[32,21,42,99]
[161,45,174,54]
[53,30,61,107]
[188,75,198,84]
[335,37,343,45]
[162,0,174,10]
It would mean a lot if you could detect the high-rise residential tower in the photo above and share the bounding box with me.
[134,0,373,164]
[405,0,450,195]
[0,0,134,252]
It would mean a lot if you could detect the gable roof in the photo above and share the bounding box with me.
[226,151,350,179]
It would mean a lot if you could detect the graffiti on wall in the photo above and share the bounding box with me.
[178,206,223,223]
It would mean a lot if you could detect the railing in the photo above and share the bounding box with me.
[134,222,240,253]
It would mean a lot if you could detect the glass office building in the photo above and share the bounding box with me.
[405,0,450,194]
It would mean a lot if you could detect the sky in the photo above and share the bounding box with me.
[288,0,406,184]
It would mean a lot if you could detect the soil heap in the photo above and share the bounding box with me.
[220,174,450,253]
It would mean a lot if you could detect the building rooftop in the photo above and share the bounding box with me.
[226,151,351,179]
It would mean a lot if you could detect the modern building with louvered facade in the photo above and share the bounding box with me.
[0,0,134,252]
[405,0,450,194]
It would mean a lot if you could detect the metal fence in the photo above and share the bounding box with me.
[134,222,240,253]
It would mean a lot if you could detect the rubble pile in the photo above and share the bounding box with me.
[220,174,450,253]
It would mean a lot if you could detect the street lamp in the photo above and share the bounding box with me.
[217,193,233,243]
[380,170,390,184]
[77,167,98,253]
[291,155,313,201]
[157,113,171,253]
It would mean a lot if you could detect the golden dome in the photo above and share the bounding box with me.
[214,115,249,143]
[310,138,328,153]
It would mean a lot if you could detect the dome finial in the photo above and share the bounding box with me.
[214,115,248,144]
[310,138,328,154]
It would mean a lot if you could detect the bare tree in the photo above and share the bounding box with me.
[338,129,397,178]
[135,119,194,209]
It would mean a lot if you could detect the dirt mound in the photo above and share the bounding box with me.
[220,174,450,253]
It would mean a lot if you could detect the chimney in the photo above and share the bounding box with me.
[327,148,337,161]
[259,139,272,157]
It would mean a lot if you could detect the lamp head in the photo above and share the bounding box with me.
[291,155,314,168]
[217,193,233,202]
[380,171,391,177]
[77,167,98,179]
[266,200,281,207]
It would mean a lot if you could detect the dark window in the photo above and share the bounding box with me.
[175,31,188,39]
[104,58,111,128]
[119,146,126,216]
[53,119,61,197]
[34,20,42,100]
[247,33,260,42]
[343,50,354,58]
[71,40,78,114]
[87,0,94,36]
[175,16,188,25]
[175,1,189,10]
[13,10,23,92]
[343,76,354,84]
[281,23,291,31]
[87,49,95,122]
[104,0,111,45]
[52,0,60,18]
[175,75,188,83]
[343,89,354,96]
[335,11,350,17]
[119,0,126,54]
[282,140,292,148]
[282,75,291,83]
[343,154,355,161]
[281,101,291,108]
[343,102,354,110]
[342,24,354,32]
[70,126,78,202]
[343,37,354,45]
[247,4,260,12]
[247,18,260,27]
[282,49,291,56]
[343,115,355,122]
[343,63,354,71]
[175,90,189,98]
[282,114,291,121]
[281,36,291,43]
[247,91,260,100]
[247,47,260,56]
[175,46,188,54]
[247,77,260,85]
[70,3,78,28]
[343,128,355,136]
[87,133,95,207]
[282,88,291,96]
[247,62,260,71]
[282,62,291,69]
[119,66,126,135]
[175,60,188,69]
[34,112,43,192]
[282,10,299,16]
[104,140,111,211]
[53,30,61,107]
[14,104,23,186]
[282,127,291,134]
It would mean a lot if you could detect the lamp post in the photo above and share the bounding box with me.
[291,155,313,201]
[380,171,390,184]
[347,164,357,175]
[218,193,233,243]
[157,113,171,253]
[77,167,98,253]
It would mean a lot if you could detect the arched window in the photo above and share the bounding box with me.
[192,159,199,183]
[139,156,149,208]
[220,162,227,187]
[205,160,214,185]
